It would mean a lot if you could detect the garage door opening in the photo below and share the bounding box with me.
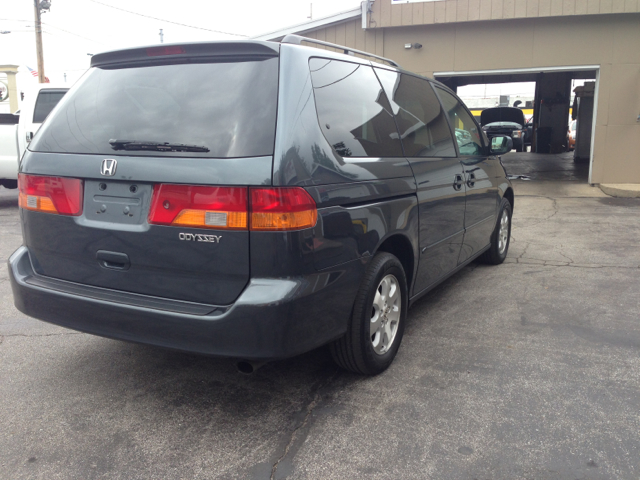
[435,66,599,185]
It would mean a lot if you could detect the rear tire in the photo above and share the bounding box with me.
[330,252,408,375]
[479,197,512,265]
[0,180,17,189]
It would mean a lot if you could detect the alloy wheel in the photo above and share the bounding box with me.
[370,274,401,355]
[498,209,510,255]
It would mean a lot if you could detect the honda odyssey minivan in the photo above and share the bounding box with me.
[9,35,514,375]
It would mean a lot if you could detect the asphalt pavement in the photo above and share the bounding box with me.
[1,152,640,479]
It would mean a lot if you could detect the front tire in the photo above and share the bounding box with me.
[330,252,408,375]
[479,197,512,265]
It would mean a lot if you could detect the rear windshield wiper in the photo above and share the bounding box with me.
[109,139,210,153]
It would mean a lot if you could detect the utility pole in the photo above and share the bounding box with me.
[33,0,46,83]
[159,29,164,43]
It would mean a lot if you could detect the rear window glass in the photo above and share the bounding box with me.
[309,58,403,158]
[30,58,279,158]
[32,90,67,123]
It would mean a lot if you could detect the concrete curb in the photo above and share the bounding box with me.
[599,184,640,198]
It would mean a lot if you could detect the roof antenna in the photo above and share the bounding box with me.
[307,3,312,20]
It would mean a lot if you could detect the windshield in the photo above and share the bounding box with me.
[30,58,279,158]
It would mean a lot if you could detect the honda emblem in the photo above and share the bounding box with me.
[101,159,117,176]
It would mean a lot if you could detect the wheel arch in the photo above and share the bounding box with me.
[375,233,415,294]
[503,187,514,210]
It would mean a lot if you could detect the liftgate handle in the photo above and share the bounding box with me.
[96,250,131,271]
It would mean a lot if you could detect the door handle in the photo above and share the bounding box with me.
[466,172,476,188]
[96,250,130,271]
[453,174,463,191]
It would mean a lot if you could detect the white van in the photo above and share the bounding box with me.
[0,83,68,188]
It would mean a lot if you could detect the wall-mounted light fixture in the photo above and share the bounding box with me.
[404,43,423,50]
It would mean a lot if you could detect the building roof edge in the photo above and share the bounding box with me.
[252,7,362,41]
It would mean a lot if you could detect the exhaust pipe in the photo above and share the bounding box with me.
[236,360,267,375]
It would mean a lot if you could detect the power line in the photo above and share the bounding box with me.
[87,0,249,38]
[42,22,108,45]
[0,18,106,45]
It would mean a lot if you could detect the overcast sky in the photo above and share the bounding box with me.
[1,0,549,110]
[2,0,361,87]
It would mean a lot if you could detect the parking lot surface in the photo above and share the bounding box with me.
[1,152,640,479]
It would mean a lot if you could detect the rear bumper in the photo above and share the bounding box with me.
[8,246,364,360]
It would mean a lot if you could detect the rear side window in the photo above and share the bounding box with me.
[375,70,456,158]
[32,90,67,123]
[30,58,279,158]
[309,58,403,158]
[435,87,484,156]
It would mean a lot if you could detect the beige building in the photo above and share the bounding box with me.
[256,3,640,186]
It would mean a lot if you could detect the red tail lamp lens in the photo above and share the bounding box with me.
[146,46,186,56]
[250,188,317,231]
[148,185,248,229]
[18,174,83,216]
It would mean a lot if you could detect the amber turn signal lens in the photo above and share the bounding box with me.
[251,210,317,231]
[19,193,58,213]
[250,188,317,231]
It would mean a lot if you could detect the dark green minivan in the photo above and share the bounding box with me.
[9,35,514,375]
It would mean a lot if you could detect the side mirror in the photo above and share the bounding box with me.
[490,135,513,155]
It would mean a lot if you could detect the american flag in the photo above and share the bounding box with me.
[27,66,50,83]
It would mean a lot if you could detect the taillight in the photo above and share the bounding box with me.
[250,188,317,231]
[148,185,317,231]
[18,173,83,216]
[148,185,248,229]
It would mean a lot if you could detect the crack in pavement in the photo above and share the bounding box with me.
[517,241,531,260]
[1,332,84,339]
[508,238,634,268]
[506,258,640,269]
[520,196,561,227]
[548,198,559,221]
[555,250,575,264]
[270,369,341,480]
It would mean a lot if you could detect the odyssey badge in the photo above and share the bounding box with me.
[179,233,222,243]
